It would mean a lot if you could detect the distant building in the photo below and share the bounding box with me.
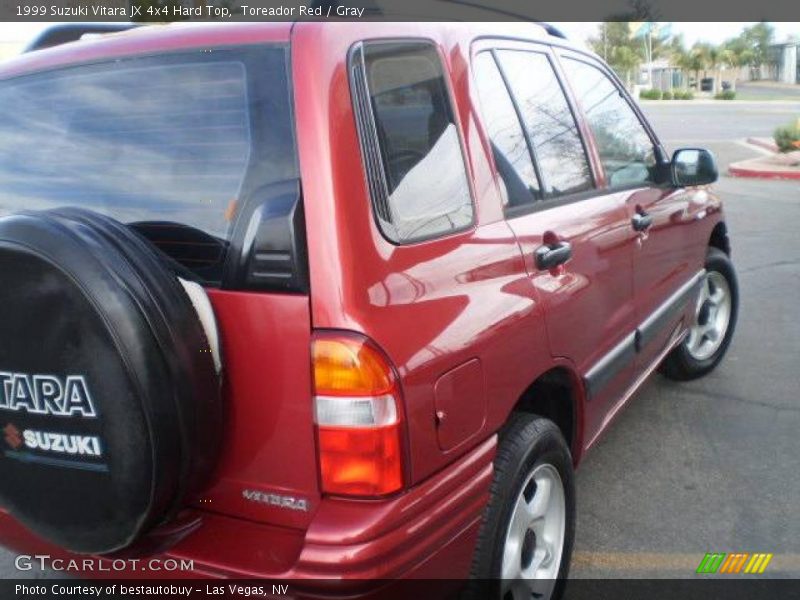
[769,41,799,84]
[638,59,684,91]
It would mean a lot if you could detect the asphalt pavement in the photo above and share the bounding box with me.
[571,100,800,579]
[640,100,799,146]
[735,81,800,101]
[0,101,798,583]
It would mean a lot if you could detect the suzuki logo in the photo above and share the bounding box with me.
[3,423,22,449]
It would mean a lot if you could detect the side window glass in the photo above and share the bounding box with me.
[497,50,593,197]
[473,52,541,208]
[359,42,474,243]
[561,57,657,188]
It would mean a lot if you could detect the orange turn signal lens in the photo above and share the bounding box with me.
[312,335,396,396]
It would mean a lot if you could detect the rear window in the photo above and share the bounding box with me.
[0,46,297,284]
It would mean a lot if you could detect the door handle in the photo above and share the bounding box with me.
[535,240,572,270]
[632,211,653,232]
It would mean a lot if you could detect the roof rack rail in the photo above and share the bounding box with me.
[538,22,567,39]
[24,23,140,53]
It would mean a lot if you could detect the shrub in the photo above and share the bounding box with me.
[774,122,800,153]
[639,88,662,100]
[661,90,673,100]
[714,90,736,100]
[674,90,694,100]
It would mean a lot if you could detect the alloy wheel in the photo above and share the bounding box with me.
[501,463,566,600]
[686,271,732,361]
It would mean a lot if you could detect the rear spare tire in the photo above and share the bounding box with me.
[0,209,222,554]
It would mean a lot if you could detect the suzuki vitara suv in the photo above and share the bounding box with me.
[0,21,737,600]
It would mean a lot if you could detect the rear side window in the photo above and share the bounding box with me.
[351,41,473,243]
[0,46,298,285]
[561,57,657,188]
[473,51,541,208]
[497,50,593,197]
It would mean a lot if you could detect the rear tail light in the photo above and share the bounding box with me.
[312,332,404,497]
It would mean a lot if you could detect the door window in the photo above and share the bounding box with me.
[561,57,657,188]
[496,50,593,197]
[473,51,541,208]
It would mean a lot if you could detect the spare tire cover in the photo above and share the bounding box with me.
[0,209,222,554]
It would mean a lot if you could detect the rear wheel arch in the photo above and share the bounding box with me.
[509,366,583,461]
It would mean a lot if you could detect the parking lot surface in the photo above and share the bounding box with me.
[572,101,800,578]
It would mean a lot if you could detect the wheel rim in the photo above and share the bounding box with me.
[501,463,566,600]
[685,270,732,361]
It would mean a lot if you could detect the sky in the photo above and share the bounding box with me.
[0,21,798,46]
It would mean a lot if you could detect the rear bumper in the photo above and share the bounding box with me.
[0,436,495,587]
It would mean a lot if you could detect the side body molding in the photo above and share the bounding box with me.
[636,270,706,352]
[584,270,706,400]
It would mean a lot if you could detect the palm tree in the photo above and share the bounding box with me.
[687,43,713,91]
[719,47,745,91]
[707,46,724,94]
[588,22,644,89]
[611,46,640,90]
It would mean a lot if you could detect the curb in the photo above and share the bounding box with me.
[729,163,800,180]
[745,137,779,153]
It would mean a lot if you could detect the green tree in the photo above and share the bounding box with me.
[589,23,639,62]
[588,22,644,88]
[742,21,775,69]
[612,46,642,89]
[722,35,754,67]
[686,42,714,88]
[710,22,774,82]
[589,22,674,89]
[648,25,673,60]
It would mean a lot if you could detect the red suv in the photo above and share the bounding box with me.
[0,22,737,599]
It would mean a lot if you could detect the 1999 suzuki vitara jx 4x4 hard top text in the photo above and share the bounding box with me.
[0,21,737,600]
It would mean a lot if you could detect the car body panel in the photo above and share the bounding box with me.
[0,434,495,585]
[293,22,557,483]
[192,290,320,530]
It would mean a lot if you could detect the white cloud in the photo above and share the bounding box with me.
[0,21,62,43]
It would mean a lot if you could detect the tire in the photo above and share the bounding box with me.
[660,248,738,381]
[468,414,575,600]
[0,209,222,554]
